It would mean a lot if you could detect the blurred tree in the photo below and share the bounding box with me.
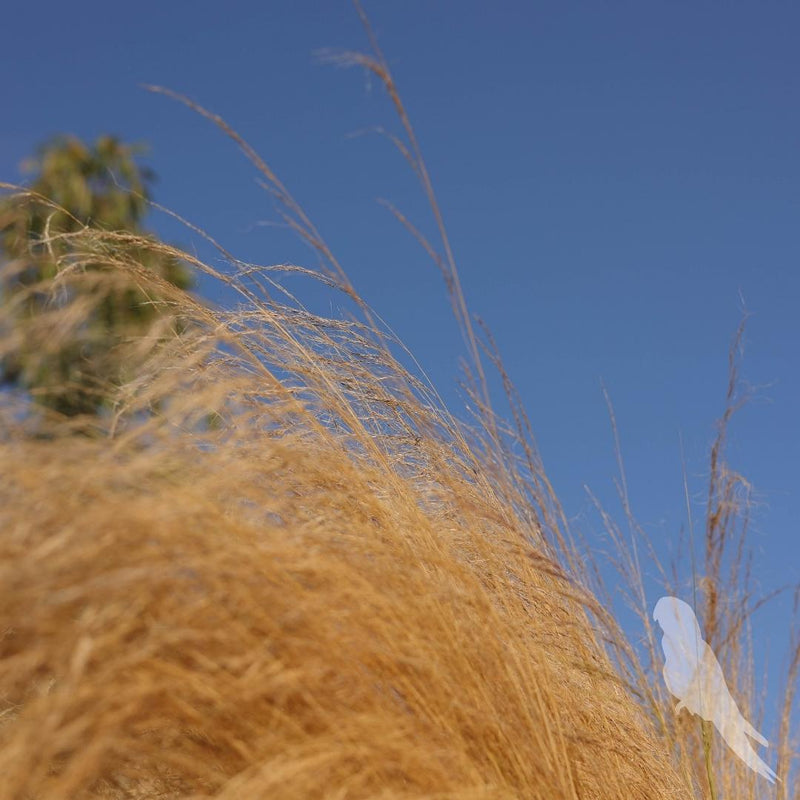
[0,134,193,419]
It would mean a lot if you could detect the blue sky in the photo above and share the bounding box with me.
[4,0,798,748]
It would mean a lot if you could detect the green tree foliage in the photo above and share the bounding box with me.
[0,135,192,419]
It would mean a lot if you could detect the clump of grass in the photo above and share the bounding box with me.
[0,169,695,798]
[0,8,796,799]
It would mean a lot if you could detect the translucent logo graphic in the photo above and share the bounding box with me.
[653,596,776,784]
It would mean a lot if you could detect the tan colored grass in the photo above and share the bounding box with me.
[0,411,686,800]
[0,199,693,798]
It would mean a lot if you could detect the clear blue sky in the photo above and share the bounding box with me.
[4,0,798,746]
